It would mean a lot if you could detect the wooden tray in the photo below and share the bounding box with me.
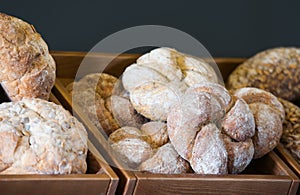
[0,93,119,195]
[52,51,299,195]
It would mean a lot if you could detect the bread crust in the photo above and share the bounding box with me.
[0,98,88,174]
[0,13,55,101]
[227,47,300,101]
[233,88,284,159]
[122,47,219,121]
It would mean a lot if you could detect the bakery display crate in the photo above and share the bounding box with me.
[0,92,119,195]
[51,51,299,195]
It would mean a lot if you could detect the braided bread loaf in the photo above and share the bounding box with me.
[122,47,219,121]
[168,83,283,174]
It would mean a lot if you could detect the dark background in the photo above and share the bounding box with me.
[1,0,300,57]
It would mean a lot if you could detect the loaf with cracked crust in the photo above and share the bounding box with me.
[0,13,55,101]
[0,98,88,174]
[227,47,300,101]
[122,47,219,121]
[167,83,275,174]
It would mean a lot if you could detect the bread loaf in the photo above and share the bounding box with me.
[278,98,300,163]
[108,126,154,168]
[122,47,219,121]
[167,83,255,174]
[68,73,147,135]
[0,13,55,101]
[233,88,284,159]
[108,124,188,173]
[0,98,88,174]
[227,47,300,101]
[138,143,190,174]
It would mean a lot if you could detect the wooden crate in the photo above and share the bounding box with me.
[0,92,119,195]
[52,51,299,195]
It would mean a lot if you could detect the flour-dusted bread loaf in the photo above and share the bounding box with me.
[68,73,147,135]
[167,83,255,174]
[277,98,300,163]
[227,47,300,101]
[233,88,285,159]
[0,98,88,174]
[109,122,168,150]
[140,121,168,148]
[108,127,153,168]
[0,13,55,101]
[122,47,219,121]
[138,143,190,174]
[108,125,187,173]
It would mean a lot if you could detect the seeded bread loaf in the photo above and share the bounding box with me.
[0,13,55,101]
[278,98,300,163]
[0,98,88,174]
[227,47,300,101]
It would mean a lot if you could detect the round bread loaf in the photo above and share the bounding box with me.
[233,88,284,159]
[0,13,56,101]
[122,47,219,121]
[227,47,300,101]
[167,83,255,174]
[0,98,88,174]
[278,98,300,163]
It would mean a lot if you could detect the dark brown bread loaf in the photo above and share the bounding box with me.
[278,98,300,163]
[227,47,300,101]
[0,13,55,101]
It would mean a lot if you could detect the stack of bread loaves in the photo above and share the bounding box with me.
[70,47,285,174]
[227,47,300,164]
[0,13,88,174]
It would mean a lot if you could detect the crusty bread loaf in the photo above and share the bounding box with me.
[68,73,147,135]
[167,83,256,174]
[109,122,168,150]
[277,98,300,163]
[122,47,219,121]
[140,121,168,148]
[108,124,189,173]
[0,98,88,174]
[138,143,190,174]
[0,13,55,101]
[227,47,300,101]
[233,88,284,159]
[108,127,153,168]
